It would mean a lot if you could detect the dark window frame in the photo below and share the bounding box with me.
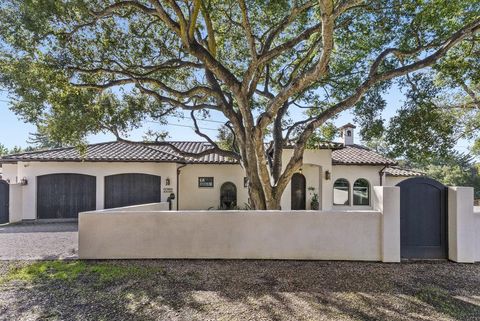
[198,177,214,188]
[353,178,370,206]
[333,178,350,206]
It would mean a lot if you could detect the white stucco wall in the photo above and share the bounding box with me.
[5,161,178,220]
[78,186,401,261]
[96,202,170,212]
[373,186,401,262]
[8,184,23,223]
[384,176,410,186]
[448,187,476,263]
[280,149,332,210]
[178,164,248,210]
[331,165,383,210]
[1,164,19,184]
[474,207,480,262]
[79,209,383,260]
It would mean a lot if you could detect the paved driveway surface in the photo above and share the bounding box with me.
[0,222,78,260]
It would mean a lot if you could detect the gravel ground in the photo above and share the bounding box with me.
[0,222,78,260]
[0,260,479,321]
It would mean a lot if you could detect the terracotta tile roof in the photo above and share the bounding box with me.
[0,142,182,163]
[332,144,397,166]
[149,142,238,164]
[339,123,357,129]
[282,140,344,150]
[383,166,426,177]
[0,141,238,164]
[1,141,397,166]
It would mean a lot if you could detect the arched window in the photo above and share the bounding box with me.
[220,182,237,209]
[333,178,350,205]
[353,179,370,206]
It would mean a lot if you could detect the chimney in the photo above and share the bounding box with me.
[339,123,356,146]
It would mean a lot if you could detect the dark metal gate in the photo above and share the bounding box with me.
[0,180,9,224]
[397,177,448,259]
[291,173,306,210]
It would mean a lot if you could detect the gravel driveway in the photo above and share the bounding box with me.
[0,222,78,260]
[0,260,479,321]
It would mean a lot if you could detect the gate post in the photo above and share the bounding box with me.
[448,187,475,263]
[374,186,400,262]
[8,184,23,223]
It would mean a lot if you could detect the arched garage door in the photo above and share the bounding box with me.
[104,173,161,209]
[37,174,96,219]
[397,177,447,259]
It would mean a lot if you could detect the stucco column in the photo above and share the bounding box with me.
[374,186,400,262]
[96,176,104,210]
[8,184,23,223]
[448,187,475,263]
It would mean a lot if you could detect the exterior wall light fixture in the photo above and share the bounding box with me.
[325,171,331,180]
[165,178,171,186]
[20,177,28,186]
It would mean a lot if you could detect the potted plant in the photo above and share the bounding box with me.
[308,187,320,210]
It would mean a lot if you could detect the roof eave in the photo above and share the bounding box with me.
[333,161,398,166]
[0,158,184,163]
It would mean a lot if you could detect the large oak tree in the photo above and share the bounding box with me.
[0,0,479,209]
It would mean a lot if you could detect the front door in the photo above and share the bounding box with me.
[0,180,9,224]
[291,173,306,210]
[397,177,448,259]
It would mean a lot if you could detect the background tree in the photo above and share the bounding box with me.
[0,144,8,156]
[356,40,480,162]
[0,0,479,209]
[26,127,68,150]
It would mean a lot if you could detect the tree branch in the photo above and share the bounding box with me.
[90,1,156,17]
[190,110,241,160]
[135,83,222,111]
[257,0,335,129]
[239,0,257,60]
[114,134,241,161]
[275,17,480,196]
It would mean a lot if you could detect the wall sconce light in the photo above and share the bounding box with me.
[165,178,171,186]
[299,168,303,173]
[325,171,331,180]
[20,177,28,186]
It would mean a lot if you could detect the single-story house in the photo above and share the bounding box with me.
[0,124,423,222]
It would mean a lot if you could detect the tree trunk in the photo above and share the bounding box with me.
[247,182,283,210]
[243,145,288,210]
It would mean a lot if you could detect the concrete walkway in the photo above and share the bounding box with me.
[0,222,78,260]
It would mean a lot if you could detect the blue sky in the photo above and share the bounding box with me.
[0,87,471,153]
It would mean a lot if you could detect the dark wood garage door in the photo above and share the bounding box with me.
[104,173,161,209]
[397,177,448,259]
[0,180,9,224]
[37,174,96,219]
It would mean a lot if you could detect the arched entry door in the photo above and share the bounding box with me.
[397,177,447,259]
[220,182,237,209]
[0,180,9,224]
[291,173,306,210]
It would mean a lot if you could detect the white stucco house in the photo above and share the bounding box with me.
[0,124,423,222]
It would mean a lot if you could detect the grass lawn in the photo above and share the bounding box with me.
[0,260,479,321]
